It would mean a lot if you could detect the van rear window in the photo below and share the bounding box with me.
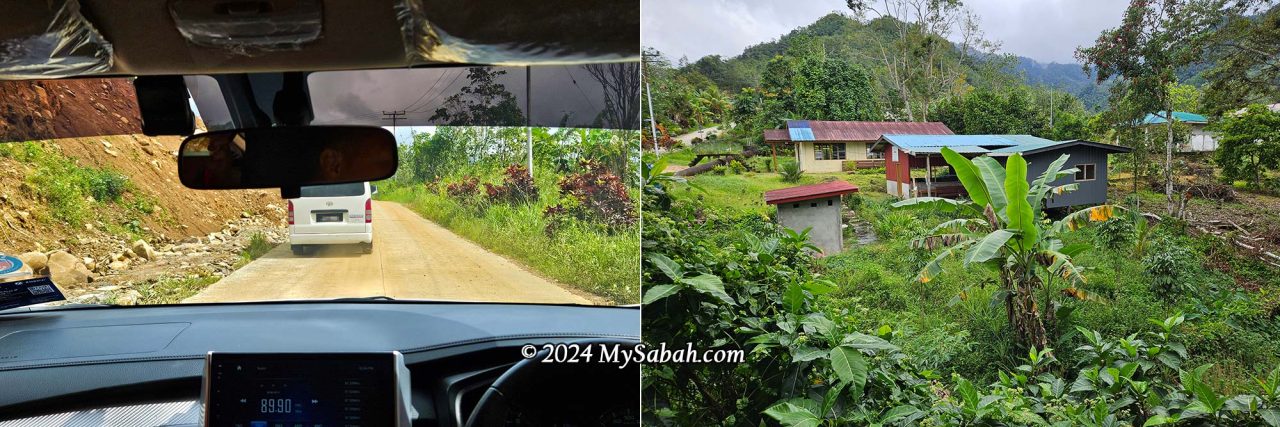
[300,183,364,197]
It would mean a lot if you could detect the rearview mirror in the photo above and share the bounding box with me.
[178,126,398,190]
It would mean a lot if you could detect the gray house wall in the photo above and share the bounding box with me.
[1021,146,1111,208]
[776,196,844,254]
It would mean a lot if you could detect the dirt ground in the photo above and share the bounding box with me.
[185,201,596,304]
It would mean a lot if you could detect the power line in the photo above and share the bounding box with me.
[382,110,406,129]
[407,68,467,114]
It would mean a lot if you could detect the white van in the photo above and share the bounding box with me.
[287,182,375,255]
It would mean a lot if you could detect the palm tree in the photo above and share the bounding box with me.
[894,147,1120,349]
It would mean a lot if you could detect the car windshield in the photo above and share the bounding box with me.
[300,183,365,198]
[0,68,639,310]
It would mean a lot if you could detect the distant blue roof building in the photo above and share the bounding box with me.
[1141,111,1208,125]
[877,134,1131,208]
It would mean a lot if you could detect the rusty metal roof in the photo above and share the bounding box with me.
[764,129,790,142]
[764,181,860,205]
[776,120,954,142]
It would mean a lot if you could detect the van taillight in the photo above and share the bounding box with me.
[365,199,372,223]
[287,200,294,225]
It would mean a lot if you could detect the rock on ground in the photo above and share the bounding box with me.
[47,250,92,287]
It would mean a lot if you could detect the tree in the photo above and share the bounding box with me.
[584,62,641,130]
[894,148,1119,349]
[1197,2,1280,115]
[1213,104,1280,188]
[430,67,525,126]
[846,0,970,121]
[1076,0,1217,217]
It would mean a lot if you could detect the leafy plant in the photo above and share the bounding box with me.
[780,158,804,183]
[482,164,538,204]
[894,148,1118,350]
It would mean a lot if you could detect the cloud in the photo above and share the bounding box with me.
[642,0,1128,64]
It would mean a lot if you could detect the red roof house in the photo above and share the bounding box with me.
[763,120,953,173]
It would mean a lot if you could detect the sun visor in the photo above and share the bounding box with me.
[169,0,324,57]
[0,0,112,80]
[393,0,639,65]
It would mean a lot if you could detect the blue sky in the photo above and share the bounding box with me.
[642,0,1129,64]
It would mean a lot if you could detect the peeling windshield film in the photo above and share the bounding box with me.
[0,76,639,310]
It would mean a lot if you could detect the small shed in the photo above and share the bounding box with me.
[874,135,1131,208]
[764,181,860,254]
[763,120,954,172]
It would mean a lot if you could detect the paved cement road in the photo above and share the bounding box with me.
[185,201,591,304]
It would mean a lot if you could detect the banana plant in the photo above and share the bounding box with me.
[893,147,1121,350]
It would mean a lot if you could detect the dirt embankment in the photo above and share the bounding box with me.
[0,78,288,303]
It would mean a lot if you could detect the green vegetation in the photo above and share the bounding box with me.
[235,232,275,268]
[644,147,1280,424]
[379,127,639,304]
[1213,104,1280,189]
[133,275,221,305]
[0,141,152,230]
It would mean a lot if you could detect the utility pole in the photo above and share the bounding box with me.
[526,66,534,179]
[381,110,406,129]
[644,71,658,152]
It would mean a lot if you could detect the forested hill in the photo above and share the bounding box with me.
[678,12,1118,109]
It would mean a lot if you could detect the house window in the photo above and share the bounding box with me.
[1075,164,1096,181]
[891,147,899,162]
[814,143,846,160]
[866,143,883,159]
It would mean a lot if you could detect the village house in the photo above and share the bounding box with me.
[873,134,1132,209]
[763,120,954,172]
[1140,111,1217,152]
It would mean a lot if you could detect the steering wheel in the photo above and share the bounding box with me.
[464,339,640,427]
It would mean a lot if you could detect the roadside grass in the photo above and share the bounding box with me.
[234,232,275,268]
[130,275,221,305]
[378,175,639,304]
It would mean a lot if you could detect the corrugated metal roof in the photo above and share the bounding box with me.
[767,120,953,142]
[1142,111,1208,124]
[764,181,859,205]
[763,129,790,142]
[990,139,1133,156]
[880,134,1047,151]
[907,145,991,154]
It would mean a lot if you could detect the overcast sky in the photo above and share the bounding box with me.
[642,0,1129,64]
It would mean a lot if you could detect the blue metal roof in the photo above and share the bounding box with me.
[1142,111,1208,124]
[988,140,1069,154]
[880,134,1053,152]
[787,120,815,141]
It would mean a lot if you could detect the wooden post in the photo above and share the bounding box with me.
[925,154,933,197]
[772,143,778,172]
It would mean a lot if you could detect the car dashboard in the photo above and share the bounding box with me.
[0,301,639,426]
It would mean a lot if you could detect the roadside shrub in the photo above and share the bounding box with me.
[445,176,481,198]
[779,158,803,183]
[483,164,538,204]
[543,160,636,234]
[710,165,727,175]
[86,169,129,202]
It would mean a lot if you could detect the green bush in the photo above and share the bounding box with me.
[710,165,727,175]
[1144,243,1196,299]
[86,169,129,202]
[779,158,803,183]
[1095,216,1133,250]
[727,160,745,174]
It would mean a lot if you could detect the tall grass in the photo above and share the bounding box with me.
[379,175,639,304]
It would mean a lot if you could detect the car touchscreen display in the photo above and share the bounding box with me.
[204,352,401,427]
